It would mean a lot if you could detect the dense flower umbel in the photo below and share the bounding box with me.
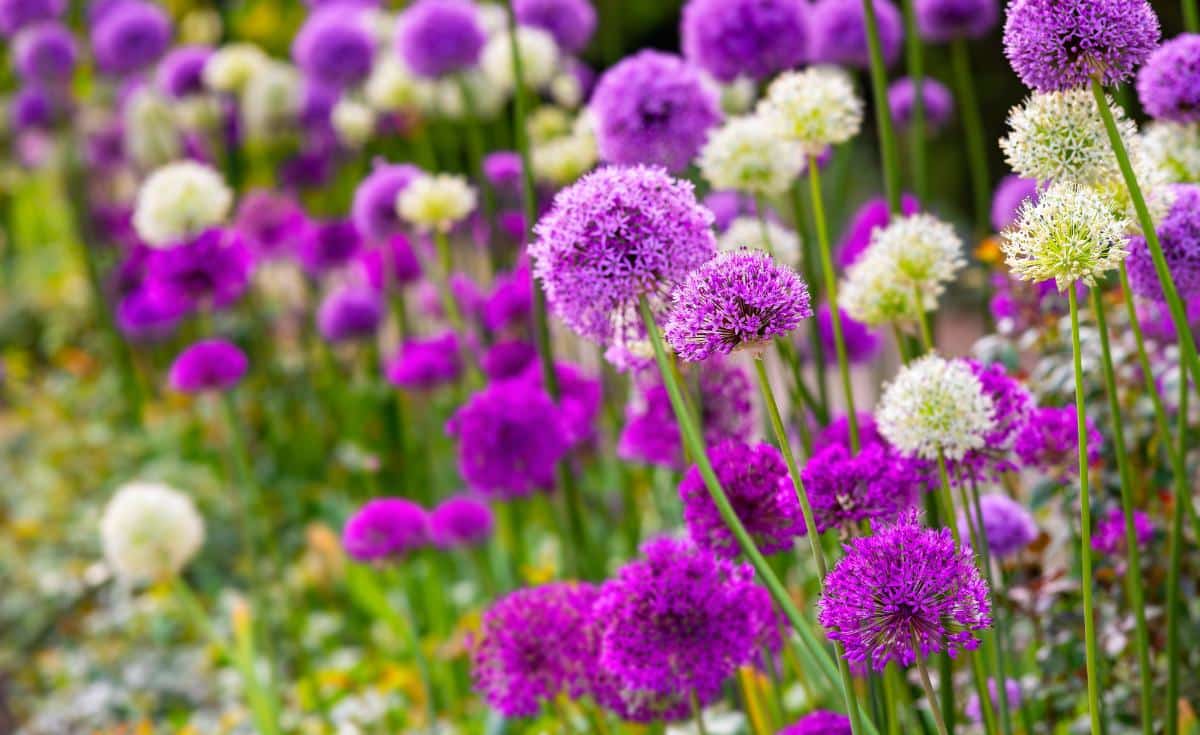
[133,161,233,248]
[1137,34,1200,123]
[967,359,1034,453]
[144,229,253,311]
[90,0,171,76]
[1001,90,1134,187]
[100,481,204,584]
[818,511,992,672]
[876,354,997,462]
[316,286,382,342]
[837,194,922,268]
[759,66,863,156]
[665,249,812,362]
[680,0,810,82]
[168,339,249,394]
[0,0,63,37]
[779,710,853,735]
[507,361,602,448]
[808,0,904,69]
[341,498,429,561]
[397,173,477,233]
[1143,120,1200,184]
[887,77,954,135]
[958,493,1039,558]
[1092,508,1154,555]
[698,115,806,196]
[156,45,212,98]
[914,0,997,43]
[396,0,486,79]
[1014,406,1103,477]
[14,22,77,83]
[514,0,597,54]
[1003,0,1160,91]
[429,495,494,549]
[800,443,922,534]
[1126,184,1200,301]
[292,6,375,88]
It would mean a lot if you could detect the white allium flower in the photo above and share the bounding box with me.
[100,481,205,584]
[481,27,559,92]
[758,66,863,155]
[133,161,232,247]
[532,132,597,185]
[396,173,477,232]
[1002,181,1129,290]
[699,114,806,196]
[332,98,376,148]
[174,94,223,132]
[718,216,802,265]
[1000,90,1134,187]
[477,3,508,36]
[868,213,964,293]
[838,250,925,327]
[718,76,757,115]
[1142,121,1200,184]
[1091,136,1175,232]
[203,43,269,94]
[527,105,573,143]
[364,58,434,112]
[124,88,182,169]
[239,62,302,143]
[875,354,997,461]
[549,71,583,108]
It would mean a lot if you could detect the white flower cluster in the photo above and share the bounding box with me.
[397,173,477,232]
[203,43,270,93]
[364,58,433,113]
[758,66,863,155]
[1143,121,1200,185]
[240,61,303,143]
[100,481,205,584]
[481,26,560,93]
[698,115,806,196]
[876,354,997,462]
[133,161,233,247]
[718,216,802,265]
[1001,90,1135,188]
[532,111,598,186]
[124,88,183,169]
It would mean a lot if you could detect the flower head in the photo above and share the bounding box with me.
[293,6,375,88]
[101,481,204,584]
[1000,90,1133,187]
[759,66,863,155]
[506,361,601,448]
[133,161,233,248]
[14,21,77,83]
[699,115,805,196]
[1014,405,1103,477]
[168,339,249,393]
[801,443,923,534]
[780,711,852,735]
[342,498,429,561]
[155,45,212,98]
[991,175,1041,232]
[1092,508,1154,555]
[203,42,270,93]
[915,0,997,42]
[680,0,810,82]
[809,0,904,69]
[1137,34,1200,123]
[429,495,494,548]
[887,77,954,135]
[91,0,171,76]
[483,340,538,381]
[360,234,423,290]
[298,217,363,275]
[397,173,477,233]
[235,190,309,259]
[317,285,383,342]
[837,194,922,269]
[385,332,462,390]
[352,163,423,243]
[481,26,560,92]
[958,493,1038,558]
[1125,184,1200,301]
[515,0,596,54]
[397,0,486,79]
[0,0,64,37]
[1143,121,1200,184]
[876,354,996,462]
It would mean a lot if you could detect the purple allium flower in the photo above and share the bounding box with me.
[1003,0,1160,92]
[168,339,249,393]
[352,162,423,243]
[914,0,997,42]
[144,229,253,310]
[966,678,1022,724]
[515,0,596,54]
[1134,296,1200,345]
[416,271,486,323]
[0,0,64,37]
[991,175,1040,232]
[887,77,955,135]
[279,146,335,190]
[446,380,569,498]
[359,234,422,291]
[780,711,853,735]
[589,52,722,172]
[292,6,375,88]
[13,22,77,83]
[117,287,189,340]
[1137,34,1200,122]
[234,190,309,260]
[429,494,494,548]
[530,165,717,367]
[1014,406,1103,477]
[484,151,523,190]
[1092,508,1154,555]
[1126,184,1200,302]
[472,582,599,717]
[509,361,602,448]
[155,45,212,98]
[665,249,812,362]
[679,440,803,558]
[9,83,66,131]
[680,0,809,82]
[482,340,538,381]
[819,511,992,672]
[317,286,383,342]
[808,0,904,69]
[385,332,462,390]
[482,263,533,333]
[967,359,1034,451]
[800,443,921,534]
[299,218,363,275]
[814,412,887,453]
[90,1,171,76]
[396,0,486,79]
[958,493,1038,558]
[704,190,760,233]
[342,497,429,561]
[816,305,880,365]
[837,194,921,269]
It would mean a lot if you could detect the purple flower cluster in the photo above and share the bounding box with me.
[142,229,254,311]
[507,361,602,448]
[915,0,998,43]
[234,191,309,260]
[90,0,171,76]
[800,442,923,534]
[1014,405,1103,478]
[293,6,375,88]
[299,218,363,275]
[1137,34,1200,122]
[429,494,495,549]
[396,0,486,79]
[352,163,422,244]
[14,22,77,83]
[959,492,1039,558]
[385,332,462,390]
[1126,185,1200,302]
[680,0,809,82]
[342,498,430,561]
[317,285,383,343]
[515,0,597,53]
[780,711,853,735]
[360,234,423,290]
[156,45,211,98]
[482,340,537,381]
[168,339,248,394]
[887,77,955,135]
[0,0,64,37]
[837,194,921,269]
[808,0,904,69]
[1092,507,1154,556]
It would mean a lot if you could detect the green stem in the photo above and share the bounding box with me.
[949,40,991,235]
[914,639,951,735]
[1165,375,1188,735]
[1184,0,1199,33]
[431,230,467,333]
[899,0,929,202]
[692,691,710,735]
[859,0,903,214]
[789,182,831,415]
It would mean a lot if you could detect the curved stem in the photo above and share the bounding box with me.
[914,639,950,735]
[949,40,991,235]
[1166,374,1188,735]
[859,0,903,214]
[789,182,831,415]
[899,0,928,202]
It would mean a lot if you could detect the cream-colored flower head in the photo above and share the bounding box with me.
[481,26,559,92]
[1142,121,1200,185]
[758,66,863,155]
[717,76,757,115]
[397,173,477,232]
[533,130,597,186]
[699,114,806,196]
[1000,90,1134,187]
[239,61,302,143]
[100,481,205,584]
[133,161,232,247]
[124,88,183,169]
[718,216,802,265]
[1091,136,1175,232]
[365,58,435,113]
[332,98,377,148]
[876,354,997,461]
[203,43,269,94]
[838,252,925,327]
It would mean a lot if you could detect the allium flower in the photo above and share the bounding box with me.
[779,711,852,735]
[589,51,722,172]
[482,264,533,332]
[133,161,233,248]
[876,354,997,462]
[966,679,1022,724]
[678,440,803,557]
[1001,181,1129,290]
[100,481,204,584]
[385,332,462,390]
[958,493,1038,558]
[698,115,805,196]
[819,511,991,671]
[446,381,568,498]
[1137,34,1200,123]
[0,0,64,37]
[509,361,602,448]
[1092,508,1154,555]
[1003,0,1160,91]
[234,190,309,259]
[317,286,382,342]
[167,339,249,393]
[396,173,477,233]
[704,190,760,232]
[239,62,304,143]
[991,175,1040,232]
[155,45,212,98]
[331,99,376,147]
[1000,90,1133,187]
[515,0,596,53]
[759,66,863,155]
[482,340,537,381]
[481,26,560,92]
[816,305,881,365]
[914,0,997,42]
[143,228,253,309]
[680,0,810,82]
[203,42,269,93]
[814,412,886,453]
[292,6,374,88]
[718,216,802,265]
[13,22,77,83]
[837,194,922,269]
[801,443,921,534]
[1014,405,1103,477]
[887,77,954,135]
[299,218,364,275]
[808,0,904,69]
[342,498,429,561]
[117,288,189,340]
[429,495,494,548]
[91,0,171,76]
[967,359,1034,451]
[1143,121,1200,184]
[1125,184,1200,301]
[352,163,422,243]
[361,234,423,289]
[396,0,486,79]
[472,583,599,717]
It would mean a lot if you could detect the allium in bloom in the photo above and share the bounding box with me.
[352,163,422,243]
[876,354,997,462]
[837,194,922,269]
[589,51,722,172]
[818,511,992,671]
[203,42,269,93]
[397,173,477,233]
[779,711,852,735]
[1125,184,1200,302]
[1137,34,1200,123]
[481,27,559,92]
[235,190,309,259]
[991,175,1041,232]
[699,115,805,196]
[168,339,249,393]
[133,162,233,248]
[887,77,954,135]
[958,493,1038,558]
[429,495,494,549]
[1143,121,1200,184]
[385,332,462,391]
[718,216,802,265]
[299,218,363,275]
[665,249,812,362]
[914,0,997,42]
[1092,508,1154,555]
[800,443,921,534]
[361,235,423,290]
[101,481,204,584]
[1003,0,1160,91]
[292,6,375,88]
[0,0,64,37]
[91,0,171,76]
[317,286,382,343]
[808,0,904,69]
[1000,90,1133,187]
[680,0,810,82]
[341,498,428,561]
[13,22,77,83]
[759,66,863,155]
[1014,406,1103,477]
[509,361,602,448]
[143,229,253,313]
[396,0,486,79]
[156,45,212,98]
[514,0,596,54]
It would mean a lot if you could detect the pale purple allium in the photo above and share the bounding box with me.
[292,6,375,88]
[10,84,65,131]
[819,511,992,672]
[665,249,812,362]
[234,191,308,260]
[887,77,954,134]
[958,493,1038,558]
[168,339,248,393]
[680,0,809,82]
[991,175,1040,232]
[299,218,363,275]
[966,678,1022,724]
[914,0,997,42]
[0,0,64,37]
[704,190,760,232]
[385,332,462,390]
[588,51,722,172]
[1126,185,1200,302]
[1137,34,1200,122]
[482,340,537,381]
[352,162,423,243]
[515,0,596,54]
[800,443,922,534]
[508,361,601,448]
[816,305,880,365]
[317,286,383,342]
[13,22,77,83]
[1014,406,1102,477]
[1003,0,1160,91]
[144,229,253,310]
[429,495,494,548]
[1092,507,1154,555]
[155,45,211,98]
[483,151,523,190]
[837,194,921,269]
[396,0,486,79]
[90,1,170,76]
[808,0,904,69]
[342,498,429,561]
[482,264,533,333]
[779,711,853,735]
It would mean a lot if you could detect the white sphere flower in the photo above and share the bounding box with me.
[1000,90,1134,187]
[718,216,802,265]
[133,161,233,247]
[758,66,863,155]
[1002,181,1130,290]
[481,26,559,92]
[332,98,376,148]
[838,250,925,327]
[100,481,205,584]
[365,58,435,113]
[239,62,302,143]
[698,114,806,196]
[532,132,598,186]
[397,173,477,232]
[477,3,508,36]
[875,354,997,462]
[869,213,964,294]
[549,71,583,109]
[124,88,183,170]
[1142,121,1200,184]
[1091,137,1175,232]
[203,43,269,94]
[527,105,573,143]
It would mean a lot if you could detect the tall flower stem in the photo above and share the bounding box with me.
[691,691,710,735]
[949,40,991,235]
[860,0,903,214]
[914,636,951,735]
[899,0,929,201]
[790,182,831,413]
[456,76,498,270]
[1184,0,1199,33]
[1165,374,1188,735]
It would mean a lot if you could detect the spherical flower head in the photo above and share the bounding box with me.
[203,42,269,93]
[482,340,537,381]
[509,361,602,448]
[530,165,717,366]
[14,22,77,83]
[816,305,880,365]
[481,26,560,92]
[699,114,806,196]
[234,189,309,259]
[91,1,171,76]
[133,161,233,248]
[482,263,533,332]
[342,497,429,561]
[1136,34,1200,122]
[887,77,954,135]
[1014,405,1102,477]
[101,481,204,584]
[801,443,921,534]
[1001,90,1133,187]
[780,711,852,735]
[397,173,477,233]
[1126,184,1200,301]
[1143,121,1200,185]
[446,380,569,498]
[155,45,212,98]
[680,0,809,82]
[966,679,1022,724]
[808,0,904,69]
[876,354,997,462]
[665,249,811,362]
[958,493,1038,558]
[759,66,863,155]
[915,0,997,43]
[298,217,363,275]
[143,228,253,310]
[589,50,723,172]
[515,0,596,53]
[966,359,1034,452]
[317,285,383,343]
[292,6,375,88]
[991,175,1040,232]
[429,495,494,548]
[396,0,486,79]
[1002,181,1130,290]
[1092,508,1154,555]
[718,216,802,265]
[352,163,422,243]
[117,287,189,340]
[385,332,462,390]
[0,0,64,37]
[168,339,249,393]
[872,212,964,291]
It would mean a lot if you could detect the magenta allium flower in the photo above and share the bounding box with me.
[589,52,722,172]
[292,6,375,88]
[808,0,904,69]
[991,175,1040,232]
[144,229,254,311]
[446,381,568,498]
[779,710,853,735]
[967,359,1034,452]
[800,443,921,534]
[482,263,533,333]
[680,0,809,82]
[837,194,921,269]
[819,511,992,672]
[396,0,486,79]
[385,332,462,390]
[887,77,955,135]
[482,340,537,381]
[1092,507,1154,555]
[816,305,880,365]
[483,151,523,191]
[13,22,77,83]
[515,0,596,54]
[360,234,422,290]
[1003,0,1160,91]
[168,339,249,393]
[664,249,812,362]
[117,288,189,340]
[966,678,1022,725]
[0,0,64,37]
[299,218,363,275]
[914,0,997,42]
[1014,406,1103,477]
[1137,34,1200,122]
[352,162,422,243]
[234,191,308,260]
[1126,185,1200,302]
[155,45,211,98]
[317,286,383,342]
[342,498,429,561]
[508,361,602,448]
[958,493,1038,558]
[429,495,494,548]
[9,84,65,131]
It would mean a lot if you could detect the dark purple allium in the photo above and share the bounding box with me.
[680,0,809,82]
[966,678,1022,724]
[317,286,383,342]
[292,6,375,88]
[482,340,538,381]
[679,439,803,558]
[1003,0,1160,91]
[1014,406,1103,477]
[779,711,853,735]
[816,305,880,365]
[117,287,189,340]
[991,175,1040,232]
[837,194,921,269]
[168,339,249,393]
[808,0,904,69]
[515,0,596,54]
[155,45,212,98]
[144,229,253,310]
[914,0,997,42]
[818,511,992,672]
[385,332,462,390]
[429,494,494,548]
[396,0,486,79]
[1126,184,1200,302]
[704,190,760,233]
[482,263,533,333]
[342,497,429,561]
[887,77,955,135]
[800,443,922,534]
[90,1,171,76]
[588,51,722,172]
[86,119,126,170]
[352,162,423,243]
[234,190,309,260]
[0,0,64,37]
[299,218,363,275]
[9,83,67,131]
[1137,34,1200,122]
[359,234,423,290]
[508,361,602,448]
[1092,507,1154,555]
[279,146,335,190]
[958,493,1038,558]
[13,22,77,83]
[299,79,338,136]
[665,249,812,362]
[446,380,568,498]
